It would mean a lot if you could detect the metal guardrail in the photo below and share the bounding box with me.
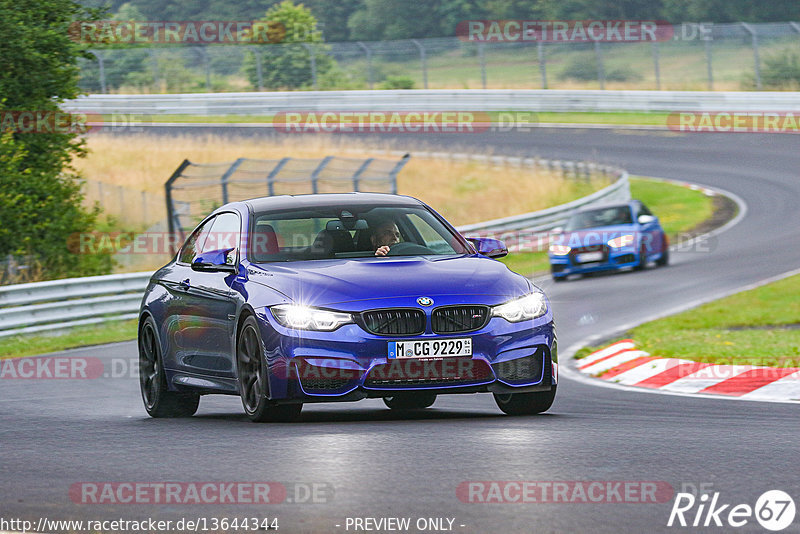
[0,156,628,338]
[63,90,800,115]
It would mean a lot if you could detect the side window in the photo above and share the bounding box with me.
[203,212,241,265]
[178,217,215,264]
[638,203,653,217]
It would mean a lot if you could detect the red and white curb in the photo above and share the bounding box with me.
[577,340,800,401]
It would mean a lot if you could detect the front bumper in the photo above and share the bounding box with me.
[253,307,557,402]
[549,246,639,277]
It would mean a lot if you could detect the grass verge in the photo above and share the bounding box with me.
[0,319,139,359]
[499,175,716,277]
[578,273,800,368]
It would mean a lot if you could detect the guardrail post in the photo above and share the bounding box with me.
[537,41,547,89]
[357,42,374,89]
[387,153,411,195]
[310,156,333,194]
[411,39,428,89]
[220,158,244,204]
[352,158,374,191]
[266,157,290,196]
[741,23,762,90]
[165,159,192,253]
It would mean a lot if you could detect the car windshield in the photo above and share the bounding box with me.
[248,203,470,262]
[564,206,633,231]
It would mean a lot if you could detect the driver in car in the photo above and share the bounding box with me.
[372,220,402,256]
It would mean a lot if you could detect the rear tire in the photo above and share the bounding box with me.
[237,315,302,422]
[383,393,437,410]
[139,317,200,418]
[494,386,556,415]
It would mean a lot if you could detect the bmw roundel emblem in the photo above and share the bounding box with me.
[417,296,433,307]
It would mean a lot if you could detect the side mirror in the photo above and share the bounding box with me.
[466,237,508,259]
[638,215,656,225]
[192,248,237,273]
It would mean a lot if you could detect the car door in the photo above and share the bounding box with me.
[180,211,241,377]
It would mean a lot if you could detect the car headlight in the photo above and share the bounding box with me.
[549,244,571,255]
[607,234,635,248]
[271,304,353,331]
[492,293,548,322]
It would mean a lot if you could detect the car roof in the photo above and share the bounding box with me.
[242,192,423,212]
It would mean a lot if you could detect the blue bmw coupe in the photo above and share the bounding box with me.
[138,193,557,421]
[548,200,669,282]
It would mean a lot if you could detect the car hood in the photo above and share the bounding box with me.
[555,225,638,247]
[245,255,531,307]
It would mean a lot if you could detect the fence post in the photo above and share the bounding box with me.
[301,44,318,89]
[651,41,661,90]
[357,42,373,89]
[411,39,428,89]
[351,158,374,191]
[266,157,290,196]
[220,158,245,204]
[310,156,334,194]
[253,47,264,90]
[478,43,487,89]
[388,153,411,195]
[594,40,605,90]
[537,41,547,89]
[741,23,761,90]
[90,51,106,94]
[148,49,160,91]
[165,159,192,253]
[705,37,714,90]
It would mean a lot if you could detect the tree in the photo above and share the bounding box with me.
[0,0,111,280]
[244,1,336,89]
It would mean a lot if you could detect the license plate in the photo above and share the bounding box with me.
[576,251,603,263]
[388,338,472,359]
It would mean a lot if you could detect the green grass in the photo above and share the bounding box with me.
[628,273,800,368]
[499,176,715,276]
[0,319,139,359]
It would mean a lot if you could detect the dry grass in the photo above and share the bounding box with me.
[74,133,608,226]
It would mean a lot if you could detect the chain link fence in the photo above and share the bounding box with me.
[79,22,800,94]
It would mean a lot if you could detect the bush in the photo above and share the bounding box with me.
[377,75,416,89]
[761,49,800,89]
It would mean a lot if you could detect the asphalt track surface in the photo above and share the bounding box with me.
[2,127,799,534]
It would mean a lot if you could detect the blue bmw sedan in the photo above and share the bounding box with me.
[138,193,557,421]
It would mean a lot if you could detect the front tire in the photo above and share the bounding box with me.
[237,315,302,422]
[634,244,647,271]
[139,317,200,418]
[494,386,556,415]
[383,392,437,410]
[656,235,669,267]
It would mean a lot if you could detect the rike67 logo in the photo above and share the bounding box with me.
[668,489,796,531]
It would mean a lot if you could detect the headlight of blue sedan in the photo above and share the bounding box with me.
[491,293,548,322]
[271,304,353,331]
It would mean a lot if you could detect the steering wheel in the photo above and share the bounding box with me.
[386,242,435,256]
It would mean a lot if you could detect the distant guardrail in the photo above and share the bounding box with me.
[63,90,800,116]
[0,155,628,338]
